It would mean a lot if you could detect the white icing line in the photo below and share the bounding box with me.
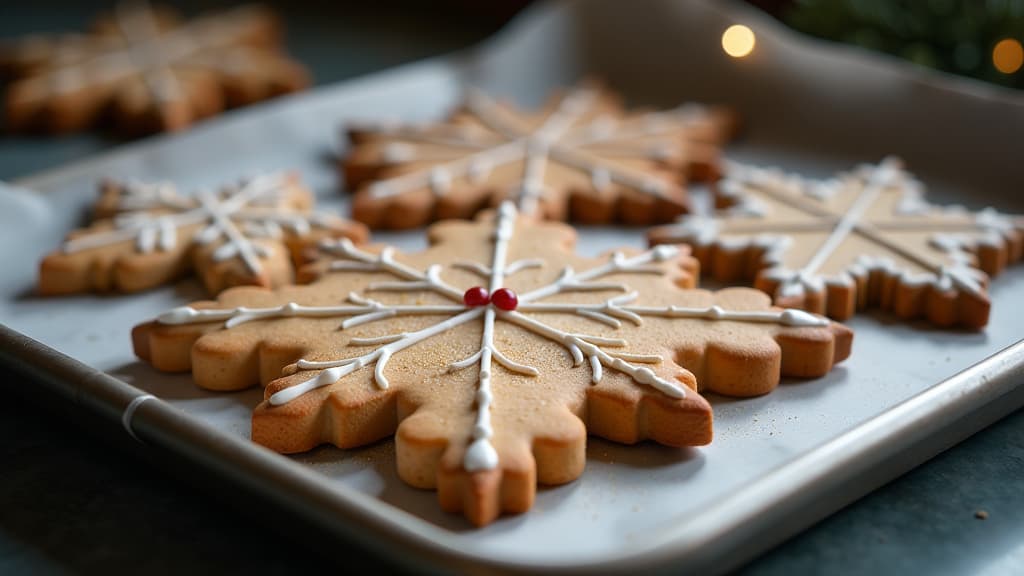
[271,308,485,405]
[114,181,190,211]
[115,1,183,104]
[518,140,551,217]
[464,88,531,139]
[462,305,501,472]
[534,89,597,142]
[196,190,263,274]
[723,161,844,219]
[798,157,901,278]
[517,301,827,327]
[349,123,497,150]
[63,206,207,253]
[520,245,679,303]
[157,301,466,328]
[561,104,707,147]
[500,311,686,399]
[512,89,595,216]
[322,239,463,302]
[547,146,671,198]
[504,258,544,275]
[463,201,518,472]
[850,223,986,297]
[368,140,525,199]
[451,261,491,278]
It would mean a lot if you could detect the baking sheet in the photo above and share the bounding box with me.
[2,0,1023,573]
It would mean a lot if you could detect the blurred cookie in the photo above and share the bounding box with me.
[341,83,736,228]
[649,157,1024,329]
[1,3,309,134]
[40,172,368,295]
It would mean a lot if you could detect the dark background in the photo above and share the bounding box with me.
[779,0,1024,89]
[2,2,1023,575]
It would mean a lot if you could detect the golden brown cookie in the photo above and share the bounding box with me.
[1,3,309,134]
[39,172,368,296]
[341,84,736,229]
[134,203,851,526]
[648,157,1024,329]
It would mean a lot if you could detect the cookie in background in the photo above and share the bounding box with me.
[341,82,737,229]
[39,171,368,296]
[0,2,310,135]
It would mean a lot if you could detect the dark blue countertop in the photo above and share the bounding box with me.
[1,2,1022,574]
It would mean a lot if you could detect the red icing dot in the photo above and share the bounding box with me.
[463,286,490,307]
[491,288,518,311]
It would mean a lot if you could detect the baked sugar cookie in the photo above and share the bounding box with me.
[40,172,368,295]
[649,157,1023,329]
[134,203,851,526]
[1,3,309,134]
[342,84,736,228]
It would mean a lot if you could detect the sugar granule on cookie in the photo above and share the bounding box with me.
[342,84,736,228]
[134,202,851,526]
[1,2,309,134]
[649,157,1024,329]
[40,172,368,296]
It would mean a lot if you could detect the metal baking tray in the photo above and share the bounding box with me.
[2,0,1023,573]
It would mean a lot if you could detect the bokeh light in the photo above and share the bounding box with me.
[722,25,756,58]
[992,38,1023,74]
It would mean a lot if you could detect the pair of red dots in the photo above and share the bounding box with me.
[463,286,518,311]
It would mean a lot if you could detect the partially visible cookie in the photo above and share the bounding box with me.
[649,157,1024,329]
[341,83,737,229]
[40,172,368,296]
[133,202,851,526]
[1,3,309,134]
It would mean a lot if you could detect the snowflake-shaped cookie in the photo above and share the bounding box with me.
[649,157,1024,329]
[341,84,735,228]
[134,202,851,526]
[40,172,368,295]
[1,2,309,134]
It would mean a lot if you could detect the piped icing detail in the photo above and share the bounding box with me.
[156,201,829,472]
[65,173,335,275]
[354,86,723,219]
[655,157,1020,305]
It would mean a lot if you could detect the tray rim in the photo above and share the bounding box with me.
[2,324,1021,575]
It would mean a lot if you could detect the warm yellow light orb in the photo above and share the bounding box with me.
[722,25,756,58]
[993,38,1023,74]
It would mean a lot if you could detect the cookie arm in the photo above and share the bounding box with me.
[39,222,198,295]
